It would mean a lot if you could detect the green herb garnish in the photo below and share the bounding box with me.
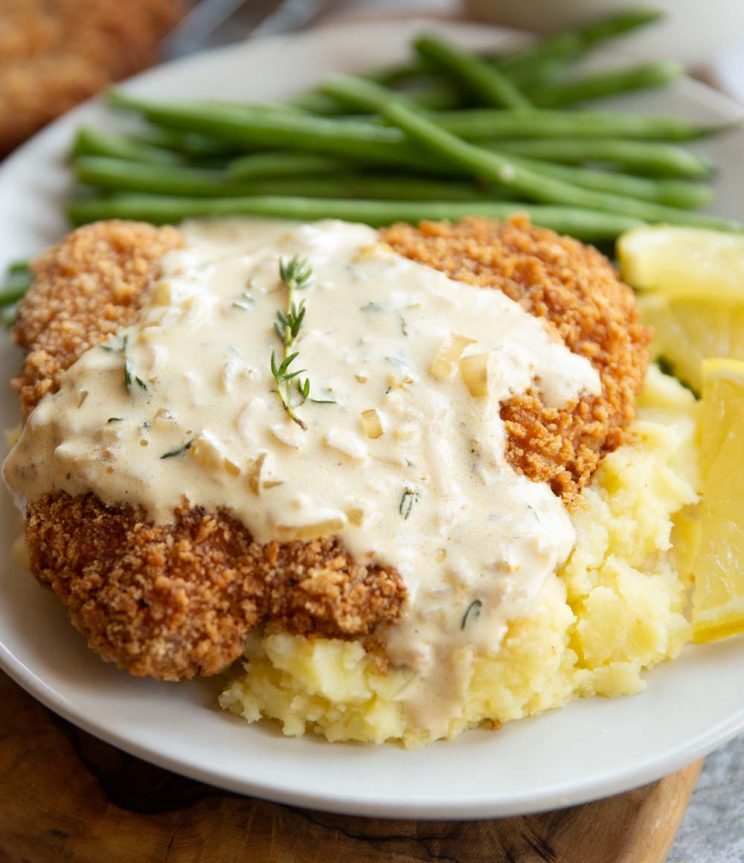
[160,439,193,459]
[122,335,147,393]
[399,488,419,520]
[269,255,315,429]
[461,599,483,630]
[232,291,254,311]
[296,376,336,405]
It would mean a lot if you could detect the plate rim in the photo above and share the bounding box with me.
[2,636,744,819]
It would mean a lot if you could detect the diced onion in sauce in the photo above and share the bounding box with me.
[459,353,489,397]
[360,408,384,439]
[429,333,476,381]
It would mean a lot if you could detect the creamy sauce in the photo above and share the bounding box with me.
[4,219,601,731]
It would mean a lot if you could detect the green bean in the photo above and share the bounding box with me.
[292,82,463,115]
[578,8,662,46]
[228,149,709,209]
[257,176,504,201]
[109,89,297,117]
[130,127,194,151]
[133,128,240,158]
[507,57,567,93]
[414,35,531,109]
[491,138,712,178]
[388,83,464,112]
[0,283,29,307]
[529,61,684,108]
[322,75,740,231]
[365,62,427,87]
[501,154,712,208]
[73,127,185,165]
[75,156,499,201]
[109,94,721,165]
[105,96,438,169]
[0,269,33,307]
[338,11,656,89]
[497,33,583,86]
[7,259,31,274]
[229,152,347,179]
[67,194,643,240]
[496,9,661,83]
[1,303,18,328]
[75,157,253,196]
[431,107,717,141]
[289,9,662,117]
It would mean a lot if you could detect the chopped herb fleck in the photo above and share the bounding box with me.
[656,356,675,377]
[461,599,483,630]
[122,335,147,393]
[232,290,254,311]
[360,301,384,312]
[106,417,124,424]
[400,316,408,336]
[160,439,193,459]
[399,488,419,520]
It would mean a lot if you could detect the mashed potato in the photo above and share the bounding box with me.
[219,366,700,747]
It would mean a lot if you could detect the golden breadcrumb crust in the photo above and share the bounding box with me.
[27,493,404,681]
[13,220,184,416]
[13,216,648,680]
[381,215,651,498]
[0,0,185,155]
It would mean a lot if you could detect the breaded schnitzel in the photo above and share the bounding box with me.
[381,216,650,498]
[10,216,648,680]
[0,0,185,155]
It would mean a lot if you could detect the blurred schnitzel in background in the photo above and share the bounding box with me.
[0,0,187,156]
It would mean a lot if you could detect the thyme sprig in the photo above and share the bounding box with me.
[270,255,314,429]
[270,349,307,429]
[280,255,314,294]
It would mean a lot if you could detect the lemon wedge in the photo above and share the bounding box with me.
[691,357,744,643]
[618,226,744,300]
[638,293,744,393]
[618,226,744,391]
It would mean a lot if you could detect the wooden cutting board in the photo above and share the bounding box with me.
[0,671,700,863]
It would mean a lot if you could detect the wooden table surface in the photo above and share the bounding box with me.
[0,669,701,863]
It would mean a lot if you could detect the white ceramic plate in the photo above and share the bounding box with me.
[0,19,743,820]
